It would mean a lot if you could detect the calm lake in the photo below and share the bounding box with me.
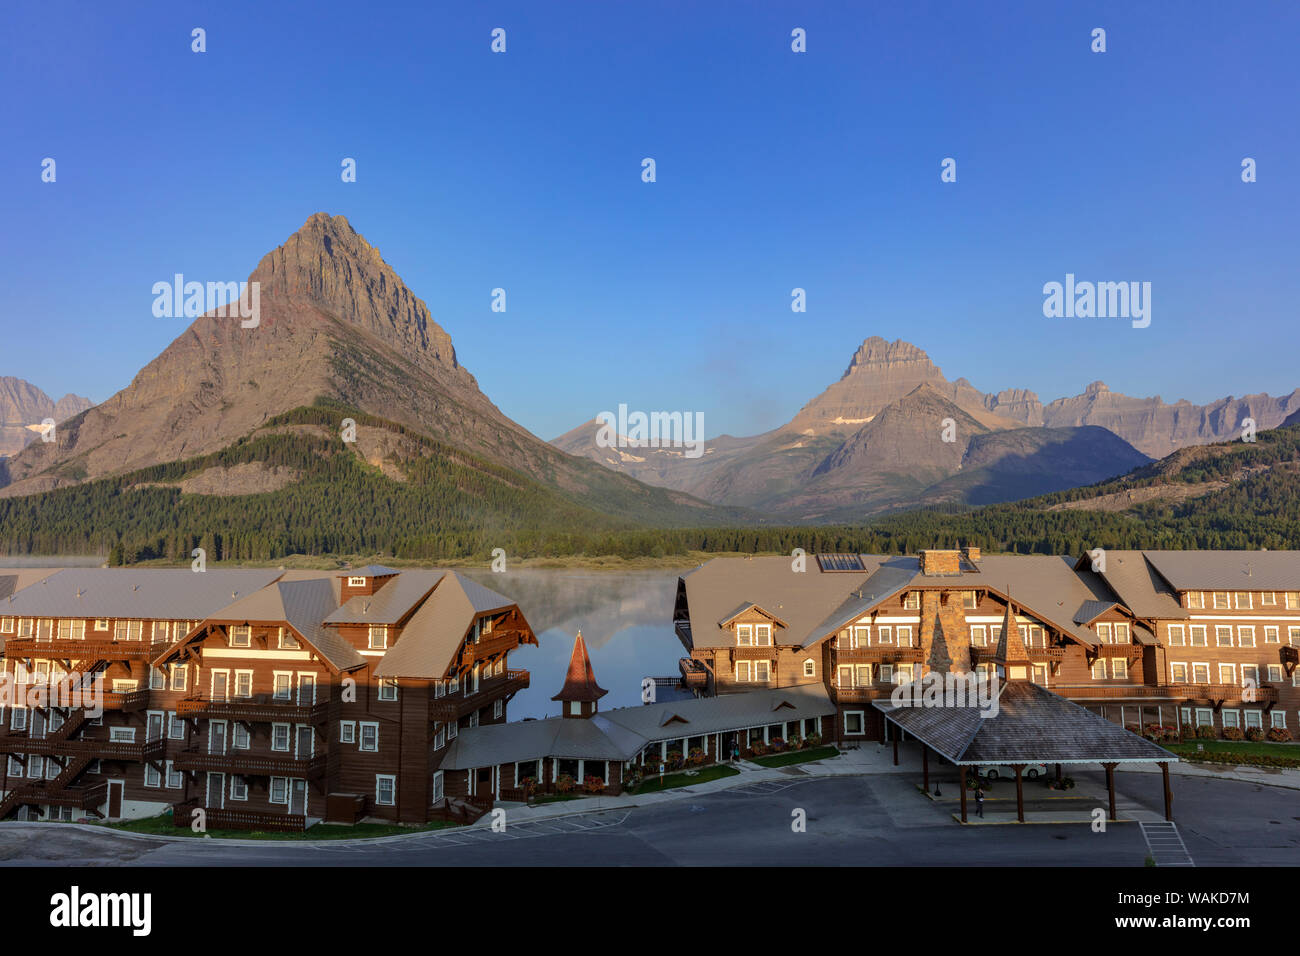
[460,568,689,719]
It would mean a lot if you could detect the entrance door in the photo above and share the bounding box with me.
[146,712,163,742]
[297,673,315,706]
[211,671,229,701]
[209,721,227,756]
[288,778,307,816]
[205,772,225,809]
[107,780,124,818]
[296,725,313,760]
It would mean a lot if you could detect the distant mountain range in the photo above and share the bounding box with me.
[0,378,92,458]
[553,336,1300,519]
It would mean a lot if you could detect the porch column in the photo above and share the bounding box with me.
[1157,705,1163,732]
[959,770,968,823]
[1103,762,1117,821]
[1055,763,1062,784]
[1013,764,1025,823]
[763,726,769,745]
[661,741,667,761]
[704,734,709,756]
[1160,761,1173,821]
[922,745,929,792]
[892,735,899,766]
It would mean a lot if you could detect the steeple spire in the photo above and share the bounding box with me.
[552,630,607,718]
[993,599,1031,680]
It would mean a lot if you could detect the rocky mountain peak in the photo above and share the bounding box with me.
[249,212,460,370]
[842,337,936,379]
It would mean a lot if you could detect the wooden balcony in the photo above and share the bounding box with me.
[0,683,148,712]
[173,749,327,778]
[2,638,168,662]
[831,685,895,703]
[730,645,778,660]
[0,736,165,762]
[460,631,526,665]
[30,782,107,810]
[679,658,709,689]
[969,646,1066,665]
[1054,683,1279,704]
[176,694,329,724]
[429,669,529,722]
[834,645,925,664]
[172,799,307,833]
[101,690,151,712]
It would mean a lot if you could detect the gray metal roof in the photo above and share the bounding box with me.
[442,685,836,770]
[373,572,516,679]
[1143,550,1300,593]
[807,558,921,648]
[1084,552,1188,620]
[338,565,400,578]
[876,681,1178,765]
[323,570,441,625]
[0,568,62,602]
[1073,600,1119,625]
[0,568,284,621]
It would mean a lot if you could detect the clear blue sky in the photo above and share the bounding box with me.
[2,1,1297,441]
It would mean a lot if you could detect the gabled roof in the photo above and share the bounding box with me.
[1079,552,1187,620]
[1073,600,1120,626]
[162,576,363,672]
[372,572,517,679]
[323,570,441,625]
[876,681,1178,764]
[993,601,1030,664]
[718,602,788,629]
[1142,550,1300,593]
[0,568,285,621]
[552,632,607,703]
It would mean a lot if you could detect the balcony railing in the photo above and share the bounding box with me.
[172,749,327,778]
[831,685,895,702]
[679,658,709,688]
[1054,683,1279,704]
[968,646,1065,665]
[2,638,168,662]
[430,669,529,722]
[834,646,925,664]
[730,645,778,660]
[0,736,165,761]
[176,694,329,724]
[101,690,151,712]
[460,631,526,664]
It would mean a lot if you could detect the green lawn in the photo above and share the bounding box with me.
[105,815,462,840]
[752,746,839,768]
[1166,739,1300,767]
[632,765,740,794]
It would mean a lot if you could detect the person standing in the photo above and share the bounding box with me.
[975,785,985,819]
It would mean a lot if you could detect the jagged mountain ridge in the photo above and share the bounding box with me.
[0,377,93,458]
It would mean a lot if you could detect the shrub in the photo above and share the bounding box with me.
[554,773,575,794]
[1222,726,1245,741]
[582,775,605,794]
[750,742,769,757]
[1180,722,1196,739]
[687,747,706,766]
[1266,726,1292,742]
[666,750,684,770]
[1195,724,1216,739]
[806,733,822,748]
[1245,727,1265,742]
[741,748,755,760]
[787,736,802,750]
[770,736,786,751]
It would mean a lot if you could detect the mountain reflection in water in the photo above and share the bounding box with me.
[460,568,691,719]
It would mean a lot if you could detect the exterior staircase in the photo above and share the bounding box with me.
[0,753,96,820]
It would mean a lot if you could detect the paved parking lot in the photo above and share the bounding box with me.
[2,772,1296,867]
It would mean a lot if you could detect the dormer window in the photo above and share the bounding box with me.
[229,625,251,647]
[754,624,771,646]
[368,625,388,650]
[278,628,300,650]
[961,592,978,610]
[903,591,920,611]
[348,576,367,587]
[736,624,753,646]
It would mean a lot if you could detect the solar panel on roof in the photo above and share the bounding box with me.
[816,553,865,572]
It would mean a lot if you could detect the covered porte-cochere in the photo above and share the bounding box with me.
[874,680,1179,824]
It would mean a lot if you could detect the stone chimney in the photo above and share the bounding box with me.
[963,546,981,563]
[919,550,961,576]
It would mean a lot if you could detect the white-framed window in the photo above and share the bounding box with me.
[149,667,166,690]
[1242,664,1259,688]
[1234,591,1252,609]
[110,727,136,743]
[903,591,920,611]
[896,625,913,647]
[1031,664,1048,684]
[1111,658,1128,679]
[961,592,978,610]
[1290,626,1300,645]
[493,699,503,719]
[209,669,230,701]
[877,626,893,645]
[360,722,379,752]
[1113,622,1129,643]
[16,618,32,637]
[375,775,397,806]
[368,625,388,650]
[1188,624,1207,647]
[143,763,162,788]
[340,721,356,744]
[434,723,446,749]
[432,770,444,803]
[151,620,168,642]
[1215,626,1234,647]
[232,724,250,750]
[754,624,772,646]
[879,663,894,684]
[735,624,753,646]
[167,761,184,789]
[234,670,253,697]
[1091,659,1107,679]
[853,625,870,647]
[1218,663,1235,685]
[969,625,987,647]
[803,659,815,677]
[447,720,457,740]
[378,678,398,701]
[1191,663,1210,684]
[1185,591,1204,609]
[1096,623,1112,643]
[279,628,300,649]
[347,576,367,587]
[1238,626,1256,648]
[754,661,770,681]
[0,617,13,634]
[1195,707,1213,727]
[7,755,22,776]
[735,661,752,682]
[1244,710,1263,730]
[1170,662,1188,683]
[271,723,291,752]
[1212,591,1230,610]
[1167,624,1185,646]
[1264,626,1280,644]
[1287,592,1300,610]
[895,664,914,685]
[1261,591,1277,606]
[93,618,109,631]
[1268,664,1283,682]
[228,625,251,647]
[270,777,288,804]
[230,775,248,801]
[1222,709,1240,729]
[272,672,293,699]
[844,710,865,735]
[28,757,44,778]
[169,664,188,692]
[1271,711,1287,730]
[494,658,504,675]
